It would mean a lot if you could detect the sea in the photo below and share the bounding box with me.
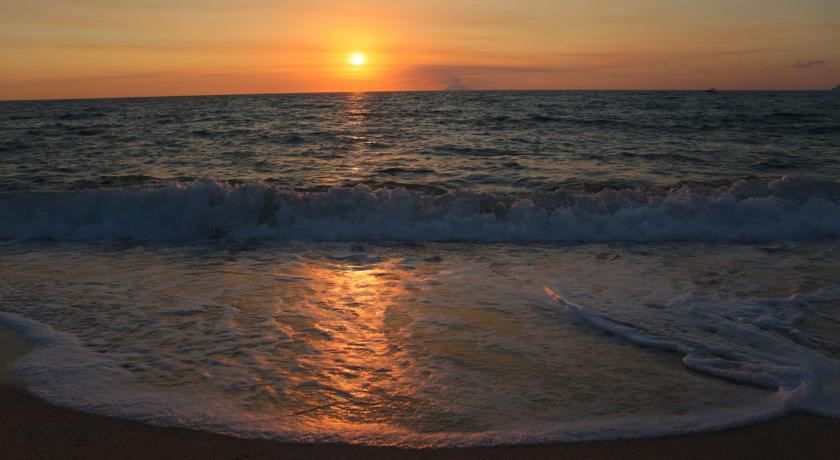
[1,90,839,447]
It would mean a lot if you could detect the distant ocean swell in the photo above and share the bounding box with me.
[2,176,839,242]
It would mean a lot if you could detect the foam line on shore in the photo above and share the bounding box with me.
[1,308,836,447]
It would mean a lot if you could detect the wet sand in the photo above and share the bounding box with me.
[1,325,839,459]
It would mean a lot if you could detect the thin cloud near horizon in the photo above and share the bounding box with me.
[792,59,827,69]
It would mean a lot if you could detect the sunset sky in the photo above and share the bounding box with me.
[2,0,839,100]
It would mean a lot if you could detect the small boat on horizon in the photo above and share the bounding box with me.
[704,88,719,93]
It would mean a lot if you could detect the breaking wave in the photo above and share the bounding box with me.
[2,176,839,242]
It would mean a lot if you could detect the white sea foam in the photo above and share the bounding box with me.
[2,242,839,446]
[2,291,835,447]
[1,176,840,242]
[546,287,840,420]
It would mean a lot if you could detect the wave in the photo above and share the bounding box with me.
[1,307,835,448]
[544,287,840,421]
[1,176,840,242]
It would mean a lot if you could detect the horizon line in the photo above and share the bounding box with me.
[1,87,837,103]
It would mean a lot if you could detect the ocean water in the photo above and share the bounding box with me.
[1,91,840,446]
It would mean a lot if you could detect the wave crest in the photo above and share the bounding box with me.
[2,176,839,242]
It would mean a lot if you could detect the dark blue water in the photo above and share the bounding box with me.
[2,91,839,193]
[1,91,840,242]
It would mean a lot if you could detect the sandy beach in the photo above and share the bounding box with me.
[1,325,838,459]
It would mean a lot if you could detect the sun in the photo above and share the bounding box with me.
[349,52,366,66]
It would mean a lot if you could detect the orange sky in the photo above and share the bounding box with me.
[2,0,839,100]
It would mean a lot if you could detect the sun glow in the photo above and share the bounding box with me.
[349,52,366,66]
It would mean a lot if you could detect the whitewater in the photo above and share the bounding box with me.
[2,176,840,242]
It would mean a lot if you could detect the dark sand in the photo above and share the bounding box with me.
[2,325,839,459]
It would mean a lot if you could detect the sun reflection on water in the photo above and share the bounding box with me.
[274,256,420,428]
[1,243,819,445]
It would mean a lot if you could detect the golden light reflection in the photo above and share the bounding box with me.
[276,258,419,427]
[315,92,370,187]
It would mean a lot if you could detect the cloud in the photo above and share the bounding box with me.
[404,64,572,84]
[401,64,583,89]
[792,59,826,69]
[411,64,564,79]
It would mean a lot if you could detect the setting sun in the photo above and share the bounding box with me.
[349,52,366,66]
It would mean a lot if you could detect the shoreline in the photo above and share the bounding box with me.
[2,325,839,459]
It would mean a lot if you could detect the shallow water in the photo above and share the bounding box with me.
[1,241,839,446]
[1,91,840,446]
